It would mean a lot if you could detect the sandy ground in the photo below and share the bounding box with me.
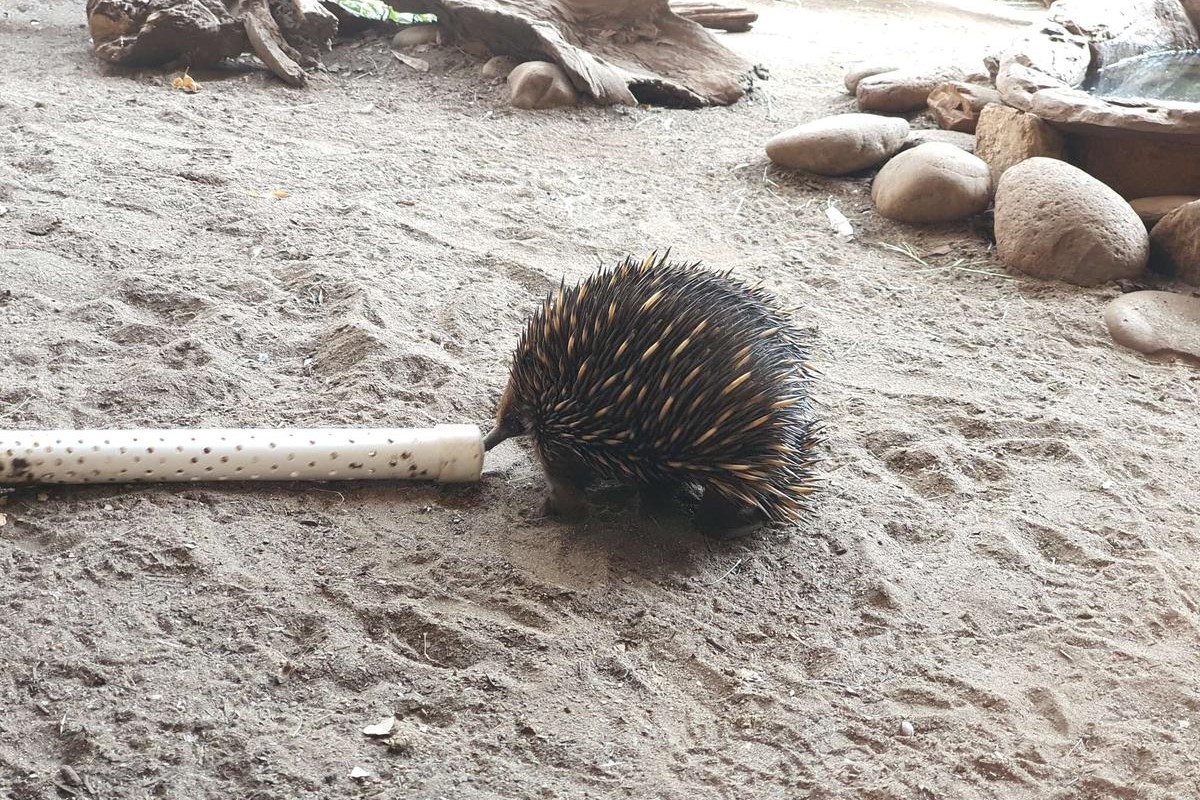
[2,1,1200,798]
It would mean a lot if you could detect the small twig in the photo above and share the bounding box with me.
[1,396,33,420]
[710,558,743,584]
[760,86,776,122]
[309,488,346,504]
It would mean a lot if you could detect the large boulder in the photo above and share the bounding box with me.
[994,157,1149,286]
[856,66,965,113]
[765,113,909,176]
[871,142,992,223]
[1148,200,1200,285]
[974,104,1066,185]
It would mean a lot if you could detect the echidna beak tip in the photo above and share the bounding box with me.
[482,427,506,452]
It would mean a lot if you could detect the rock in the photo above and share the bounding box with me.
[870,142,992,223]
[900,129,975,154]
[58,766,82,787]
[974,103,1066,185]
[1130,195,1199,229]
[764,113,909,176]
[926,82,1002,133]
[994,157,1149,286]
[1075,137,1200,202]
[458,39,491,58]
[1148,200,1200,285]
[899,720,916,737]
[507,61,578,110]
[856,66,965,113]
[844,63,898,94]
[1105,291,1200,362]
[392,25,440,48]
[995,3,1200,138]
[982,51,1001,83]
[482,55,517,81]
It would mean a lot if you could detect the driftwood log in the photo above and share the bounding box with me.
[85,0,338,85]
[670,1,757,33]
[85,0,754,107]
[405,0,752,106]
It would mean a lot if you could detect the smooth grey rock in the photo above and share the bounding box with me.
[765,113,909,176]
[871,142,992,223]
[856,66,965,113]
[1105,290,1200,361]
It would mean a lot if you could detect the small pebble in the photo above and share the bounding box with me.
[899,720,915,737]
[59,765,82,787]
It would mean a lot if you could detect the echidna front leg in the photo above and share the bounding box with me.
[694,486,766,539]
[638,479,694,520]
[544,473,588,519]
[537,449,592,520]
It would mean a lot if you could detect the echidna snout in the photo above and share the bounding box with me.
[483,381,527,451]
[489,252,821,537]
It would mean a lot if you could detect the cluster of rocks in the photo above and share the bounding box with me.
[765,64,1013,229]
[763,60,1200,362]
[389,25,579,110]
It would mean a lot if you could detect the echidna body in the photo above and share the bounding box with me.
[485,253,821,536]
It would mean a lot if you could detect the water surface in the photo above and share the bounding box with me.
[1083,50,1200,103]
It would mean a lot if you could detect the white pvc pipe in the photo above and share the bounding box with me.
[0,425,483,485]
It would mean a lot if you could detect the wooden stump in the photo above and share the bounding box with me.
[412,0,753,106]
[85,0,249,67]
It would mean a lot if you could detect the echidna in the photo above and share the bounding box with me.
[484,252,821,537]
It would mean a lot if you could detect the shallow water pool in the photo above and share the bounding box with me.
[1083,50,1200,103]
